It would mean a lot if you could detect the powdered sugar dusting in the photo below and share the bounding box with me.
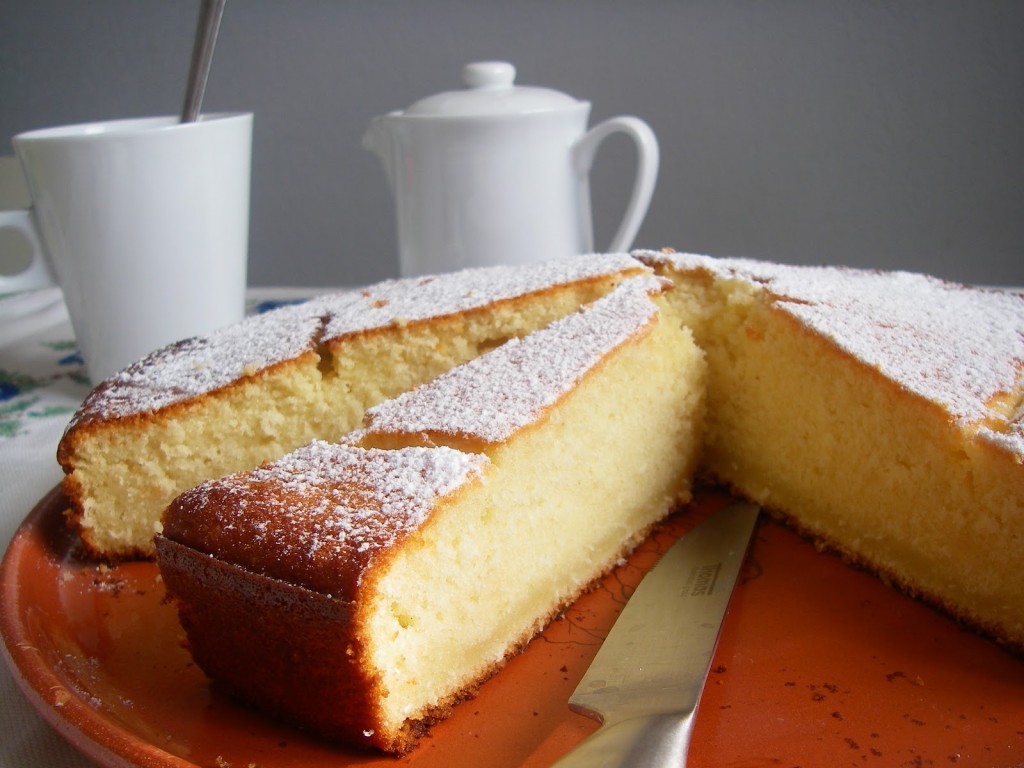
[318,253,642,340]
[68,254,642,427]
[362,275,666,444]
[169,441,489,595]
[643,251,1024,452]
[68,301,324,427]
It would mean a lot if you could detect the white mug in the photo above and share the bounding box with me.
[364,62,659,277]
[0,112,252,383]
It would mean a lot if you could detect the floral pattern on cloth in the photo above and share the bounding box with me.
[0,286,322,768]
[0,289,91,441]
[0,341,88,438]
[0,291,314,439]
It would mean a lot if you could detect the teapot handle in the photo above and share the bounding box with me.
[573,116,659,253]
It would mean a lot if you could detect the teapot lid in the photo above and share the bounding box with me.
[402,62,582,117]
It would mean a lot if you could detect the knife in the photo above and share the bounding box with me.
[553,501,760,768]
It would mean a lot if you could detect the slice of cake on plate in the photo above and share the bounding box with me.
[155,275,705,754]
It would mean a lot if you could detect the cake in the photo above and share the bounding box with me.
[155,275,705,753]
[57,254,646,558]
[636,249,1024,653]
[54,248,1024,754]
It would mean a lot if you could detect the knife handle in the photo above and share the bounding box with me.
[552,710,695,768]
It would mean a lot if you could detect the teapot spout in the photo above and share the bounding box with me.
[362,115,397,189]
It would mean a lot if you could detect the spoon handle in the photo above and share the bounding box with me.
[181,0,227,123]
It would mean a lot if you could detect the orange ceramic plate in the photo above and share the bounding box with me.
[2,485,1023,767]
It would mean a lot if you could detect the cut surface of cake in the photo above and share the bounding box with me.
[155,275,705,753]
[638,249,1024,652]
[58,254,646,558]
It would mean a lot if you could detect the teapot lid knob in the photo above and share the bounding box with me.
[399,61,582,117]
[463,61,516,90]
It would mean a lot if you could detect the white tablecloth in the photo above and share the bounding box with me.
[0,287,319,768]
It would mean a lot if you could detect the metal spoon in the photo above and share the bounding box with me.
[181,0,227,123]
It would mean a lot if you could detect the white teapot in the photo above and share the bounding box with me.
[363,61,659,277]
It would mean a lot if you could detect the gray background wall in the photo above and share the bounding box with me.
[2,0,1021,288]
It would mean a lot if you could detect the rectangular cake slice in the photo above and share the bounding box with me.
[155,275,706,753]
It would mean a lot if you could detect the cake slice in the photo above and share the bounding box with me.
[638,249,1024,652]
[59,254,646,558]
[155,275,706,753]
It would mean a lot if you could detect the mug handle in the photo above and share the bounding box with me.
[0,209,55,292]
[573,116,660,253]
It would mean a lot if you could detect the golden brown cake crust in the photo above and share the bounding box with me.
[161,442,490,599]
[156,537,400,751]
[156,530,604,754]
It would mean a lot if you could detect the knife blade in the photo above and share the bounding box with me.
[553,501,759,768]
